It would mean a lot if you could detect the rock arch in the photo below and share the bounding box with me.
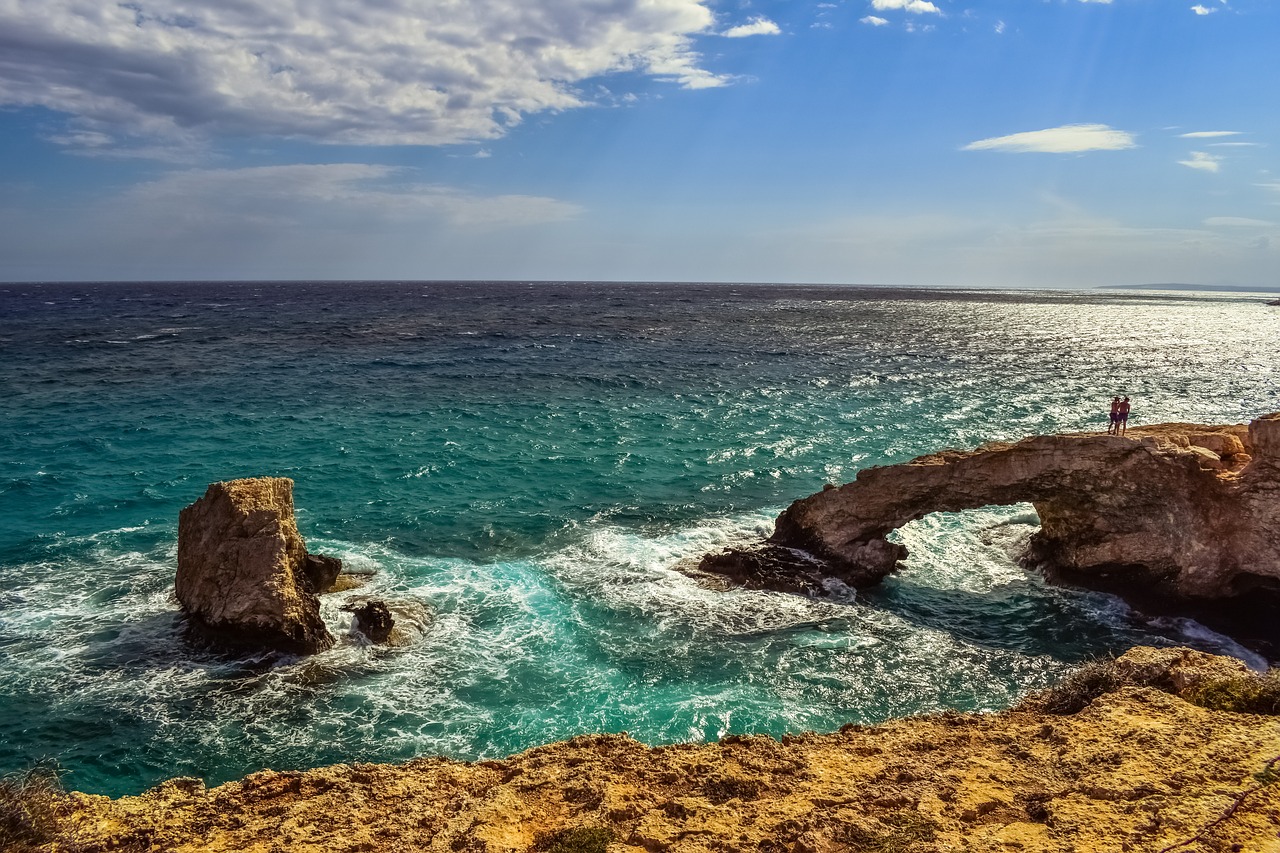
[700,415,1280,603]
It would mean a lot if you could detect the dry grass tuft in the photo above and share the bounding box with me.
[1021,655,1280,717]
[0,762,77,853]
[1019,658,1131,715]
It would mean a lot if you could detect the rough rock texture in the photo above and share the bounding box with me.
[342,599,395,644]
[301,554,343,595]
[45,648,1280,853]
[176,478,336,655]
[701,415,1280,604]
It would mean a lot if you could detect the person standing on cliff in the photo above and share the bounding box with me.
[1108,396,1122,434]
[1118,396,1131,435]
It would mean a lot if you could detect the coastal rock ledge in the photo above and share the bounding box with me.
[701,414,1280,604]
[33,647,1280,853]
[176,477,338,655]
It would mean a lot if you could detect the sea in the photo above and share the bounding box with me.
[2,280,1277,799]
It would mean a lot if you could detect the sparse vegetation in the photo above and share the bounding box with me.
[702,775,761,804]
[1019,657,1131,715]
[1021,655,1280,717]
[0,762,74,853]
[532,826,615,853]
[838,811,940,853]
[1187,670,1280,715]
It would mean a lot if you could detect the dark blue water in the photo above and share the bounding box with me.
[2,281,1276,797]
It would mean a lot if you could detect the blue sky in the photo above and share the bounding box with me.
[1,0,1276,286]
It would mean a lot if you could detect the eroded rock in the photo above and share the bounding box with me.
[302,554,343,595]
[701,416,1280,606]
[176,477,337,655]
[342,599,395,644]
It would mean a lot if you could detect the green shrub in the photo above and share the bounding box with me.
[533,826,615,853]
[1188,670,1280,715]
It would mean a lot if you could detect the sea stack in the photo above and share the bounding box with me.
[177,477,337,655]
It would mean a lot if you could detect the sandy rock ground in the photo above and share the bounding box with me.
[54,660,1280,853]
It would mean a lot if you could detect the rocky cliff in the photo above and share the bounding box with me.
[176,477,337,655]
[27,648,1280,853]
[701,415,1280,610]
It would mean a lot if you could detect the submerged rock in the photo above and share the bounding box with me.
[176,477,338,655]
[702,415,1280,609]
[342,599,395,644]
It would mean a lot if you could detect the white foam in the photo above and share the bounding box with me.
[1147,616,1270,672]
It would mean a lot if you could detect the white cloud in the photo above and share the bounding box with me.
[1179,151,1221,172]
[41,130,112,148]
[120,164,581,229]
[963,123,1137,154]
[870,0,941,15]
[721,17,781,37]
[0,0,726,150]
[860,15,891,26]
[1191,4,1216,14]
[1180,131,1240,138]
[994,20,1006,34]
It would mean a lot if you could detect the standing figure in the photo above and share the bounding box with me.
[1118,396,1131,435]
[1108,396,1122,434]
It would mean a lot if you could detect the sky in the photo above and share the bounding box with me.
[1,0,1277,287]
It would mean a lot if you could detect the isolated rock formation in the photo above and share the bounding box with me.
[176,478,337,655]
[702,415,1280,604]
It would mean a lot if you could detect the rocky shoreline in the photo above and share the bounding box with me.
[699,414,1280,658]
[11,647,1278,853]
[12,420,1280,852]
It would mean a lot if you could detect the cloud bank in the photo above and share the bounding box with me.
[963,123,1137,154]
[0,0,724,149]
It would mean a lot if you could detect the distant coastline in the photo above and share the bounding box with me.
[1100,282,1280,293]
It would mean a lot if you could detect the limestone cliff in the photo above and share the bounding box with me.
[701,415,1280,607]
[33,648,1280,853]
[176,477,335,655]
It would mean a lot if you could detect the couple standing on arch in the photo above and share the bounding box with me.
[1108,396,1131,435]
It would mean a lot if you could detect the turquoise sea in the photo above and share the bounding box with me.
[2,281,1277,798]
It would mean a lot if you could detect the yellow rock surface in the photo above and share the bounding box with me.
[50,653,1280,853]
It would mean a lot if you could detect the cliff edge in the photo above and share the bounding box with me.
[17,647,1280,853]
